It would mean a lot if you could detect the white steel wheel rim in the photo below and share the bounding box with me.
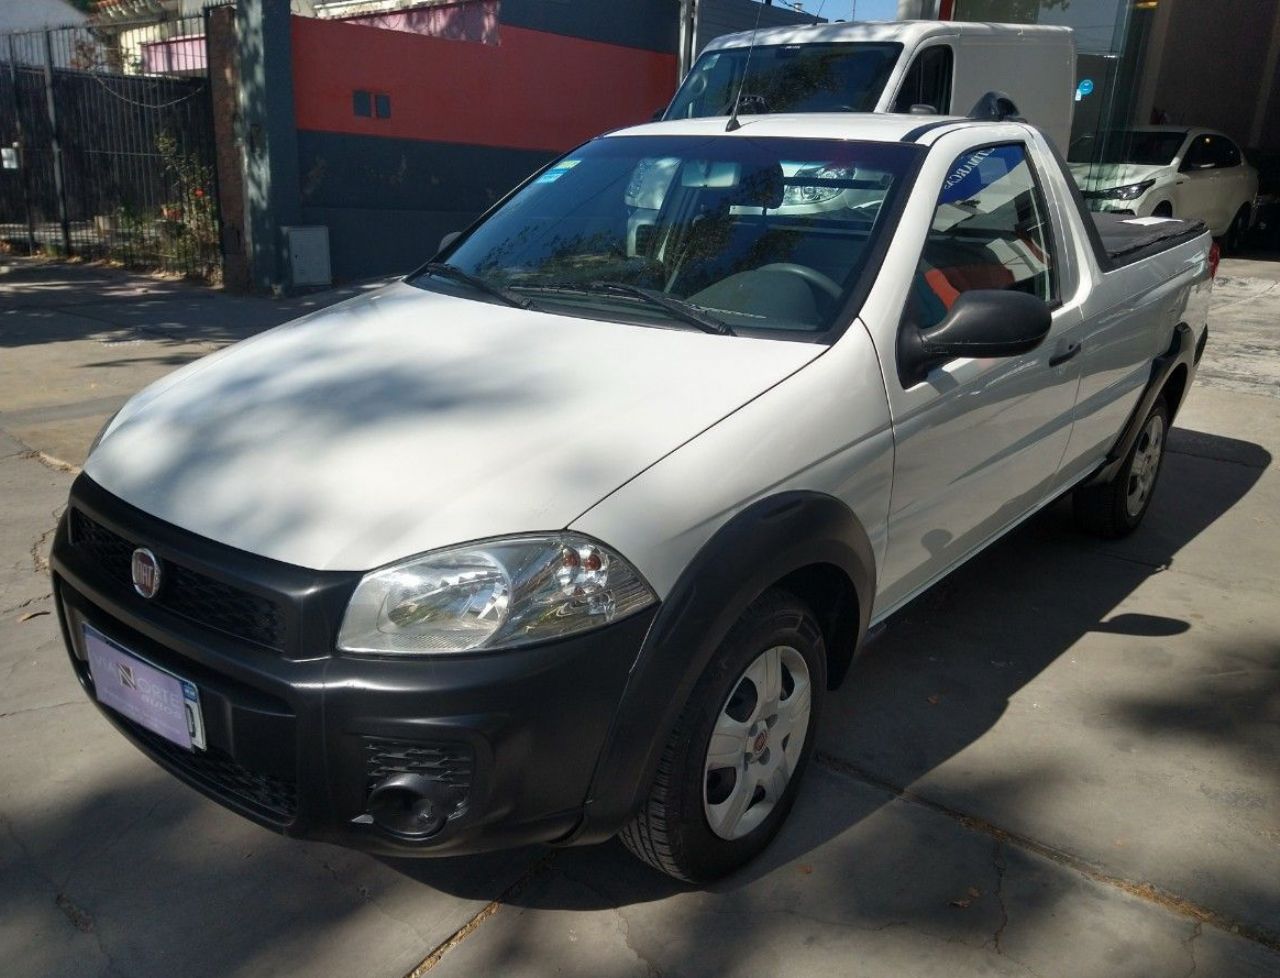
[1126,413,1165,518]
[702,645,812,842]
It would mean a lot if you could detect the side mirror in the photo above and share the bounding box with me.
[898,289,1051,386]
[438,230,461,253]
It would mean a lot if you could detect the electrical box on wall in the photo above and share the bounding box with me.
[283,226,332,287]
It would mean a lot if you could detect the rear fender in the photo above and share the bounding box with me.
[1087,322,1198,486]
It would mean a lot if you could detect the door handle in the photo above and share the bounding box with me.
[1049,342,1081,367]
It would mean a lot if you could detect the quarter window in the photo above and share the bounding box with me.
[908,143,1056,330]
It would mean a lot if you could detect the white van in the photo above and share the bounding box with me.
[663,20,1076,149]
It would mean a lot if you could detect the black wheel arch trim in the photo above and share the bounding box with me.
[565,490,875,846]
[1087,322,1199,487]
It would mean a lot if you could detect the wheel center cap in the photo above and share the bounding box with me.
[751,729,769,755]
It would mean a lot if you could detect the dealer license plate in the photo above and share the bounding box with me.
[84,624,206,751]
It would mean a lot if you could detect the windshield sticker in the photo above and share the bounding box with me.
[535,159,581,185]
[939,145,1022,204]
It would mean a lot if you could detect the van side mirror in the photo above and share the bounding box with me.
[897,289,1051,386]
[438,230,461,253]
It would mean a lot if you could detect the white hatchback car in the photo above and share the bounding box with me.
[1069,127,1258,249]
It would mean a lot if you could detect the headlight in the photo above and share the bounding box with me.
[1091,179,1156,201]
[782,164,858,206]
[337,534,656,654]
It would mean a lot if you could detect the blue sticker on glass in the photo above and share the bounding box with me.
[938,145,1023,204]
[1076,78,1094,97]
[535,159,581,184]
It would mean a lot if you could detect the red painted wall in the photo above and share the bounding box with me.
[291,16,677,153]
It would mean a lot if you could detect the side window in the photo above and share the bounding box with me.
[1183,134,1216,170]
[908,143,1056,330]
[893,45,953,114]
[1215,137,1242,168]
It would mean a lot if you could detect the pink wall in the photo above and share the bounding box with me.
[141,35,207,74]
[339,0,498,44]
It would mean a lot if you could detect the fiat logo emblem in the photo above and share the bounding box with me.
[131,547,162,599]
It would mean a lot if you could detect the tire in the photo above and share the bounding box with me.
[1073,398,1170,539]
[620,589,827,883]
[1224,205,1250,255]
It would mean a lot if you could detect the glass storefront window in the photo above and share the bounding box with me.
[950,0,1162,197]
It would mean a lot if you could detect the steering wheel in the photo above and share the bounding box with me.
[757,263,843,299]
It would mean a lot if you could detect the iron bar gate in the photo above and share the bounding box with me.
[0,13,221,280]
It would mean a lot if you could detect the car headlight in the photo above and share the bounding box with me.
[782,165,857,206]
[337,534,656,654]
[1092,179,1156,201]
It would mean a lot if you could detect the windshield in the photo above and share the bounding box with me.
[412,134,921,339]
[664,43,903,119]
[1068,130,1188,165]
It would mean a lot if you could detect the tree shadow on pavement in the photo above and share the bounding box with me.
[6,400,1274,978]
[387,426,1278,976]
[0,257,393,350]
[0,754,536,978]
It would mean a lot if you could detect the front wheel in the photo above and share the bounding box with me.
[620,589,826,882]
[1073,398,1169,538]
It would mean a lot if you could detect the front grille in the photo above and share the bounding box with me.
[122,717,297,824]
[70,509,285,650]
[364,737,474,792]
[364,737,474,822]
[70,506,134,580]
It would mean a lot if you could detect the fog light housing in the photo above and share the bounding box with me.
[366,773,450,838]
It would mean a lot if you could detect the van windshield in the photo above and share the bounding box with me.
[1069,130,1188,166]
[664,43,903,119]
[414,134,921,339]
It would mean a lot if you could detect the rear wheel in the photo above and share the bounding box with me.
[1074,398,1169,539]
[1224,205,1250,254]
[620,589,826,882]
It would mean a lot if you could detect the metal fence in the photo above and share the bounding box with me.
[0,13,221,279]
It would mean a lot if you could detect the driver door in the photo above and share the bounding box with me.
[877,141,1084,615]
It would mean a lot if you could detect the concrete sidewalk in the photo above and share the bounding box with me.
[1,257,1277,978]
[0,259,391,466]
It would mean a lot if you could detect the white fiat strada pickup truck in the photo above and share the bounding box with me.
[53,108,1213,883]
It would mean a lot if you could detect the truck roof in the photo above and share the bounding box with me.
[701,19,1075,53]
[610,112,977,144]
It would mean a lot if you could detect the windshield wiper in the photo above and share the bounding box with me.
[509,281,735,335]
[420,262,532,310]
[585,282,736,336]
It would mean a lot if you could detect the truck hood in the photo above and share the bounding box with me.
[85,282,821,571]
[1069,162,1171,192]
